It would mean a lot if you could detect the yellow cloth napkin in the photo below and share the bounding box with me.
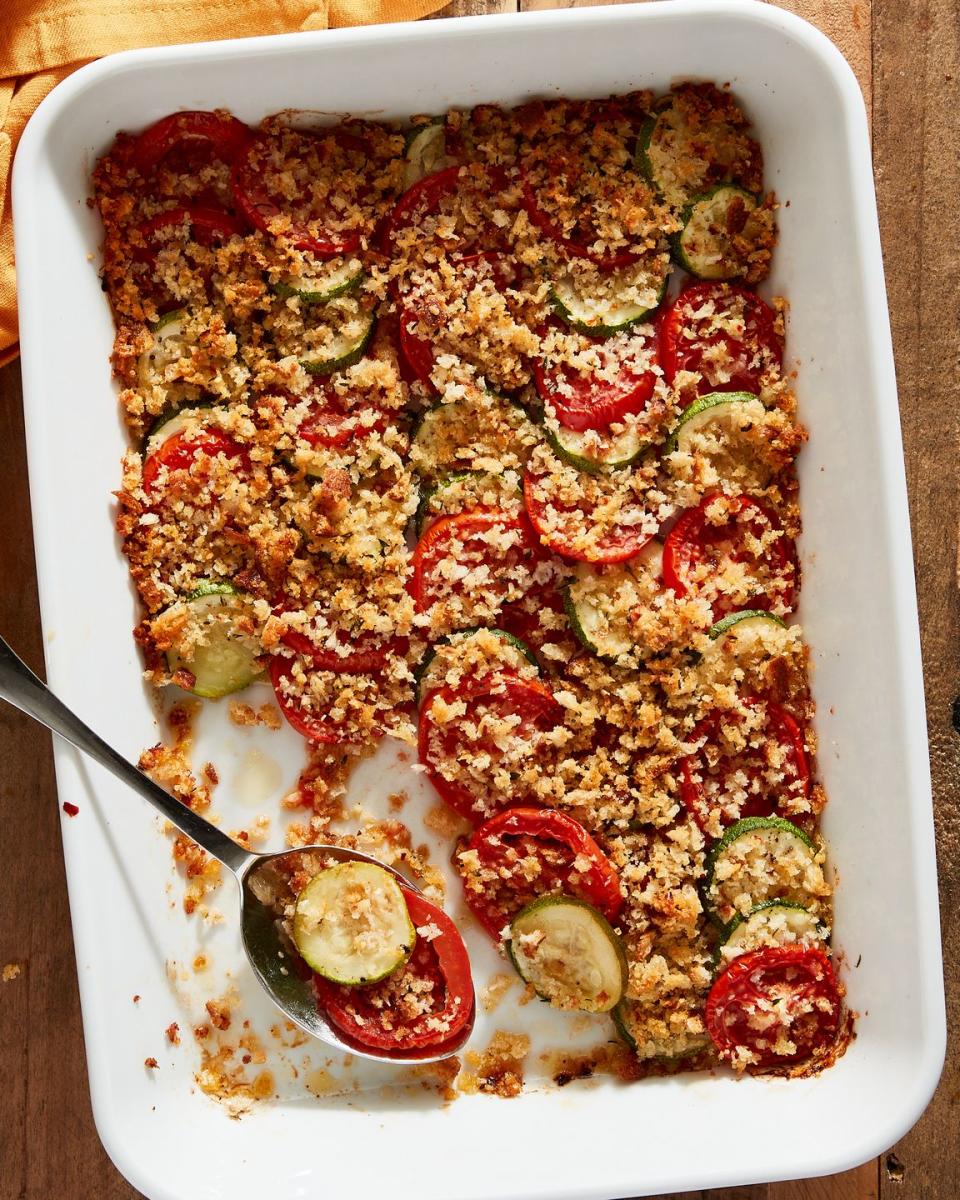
[0,0,449,367]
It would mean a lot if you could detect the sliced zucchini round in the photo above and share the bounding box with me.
[507,896,626,1013]
[138,308,190,388]
[549,255,670,337]
[544,419,647,475]
[293,861,415,985]
[414,469,522,538]
[404,122,447,189]
[671,185,765,281]
[665,391,762,455]
[704,816,824,930]
[563,540,662,659]
[612,998,710,1061]
[274,259,364,304]
[142,404,211,460]
[411,392,536,481]
[165,583,263,699]
[708,609,787,640]
[300,309,376,376]
[717,899,826,968]
[414,627,541,706]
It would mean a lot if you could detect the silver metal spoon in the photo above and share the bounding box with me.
[0,635,474,1064]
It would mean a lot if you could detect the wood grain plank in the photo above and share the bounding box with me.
[872,1,960,1191]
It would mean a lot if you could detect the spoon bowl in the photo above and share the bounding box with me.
[0,635,474,1064]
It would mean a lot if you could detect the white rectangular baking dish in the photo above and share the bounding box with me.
[13,2,946,1197]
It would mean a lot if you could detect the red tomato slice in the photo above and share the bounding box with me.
[534,325,658,433]
[411,510,546,617]
[399,251,519,390]
[659,282,782,395]
[380,164,508,255]
[132,111,253,177]
[679,697,810,835]
[460,807,623,939]
[398,307,437,389]
[269,654,371,745]
[706,946,842,1070]
[662,493,798,618]
[523,468,654,565]
[141,428,248,495]
[380,164,464,252]
[314,889,474,1053]
[278,629,404,675]
[520,171,640,271]
[499,583,568,657]
[296,390,387,451]
[418,673,562,823]
[135,205,245,259]
[232,130,369,258]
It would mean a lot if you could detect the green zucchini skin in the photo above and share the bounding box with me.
[708,609,787,639]
[670,185,761,280]
[704,816,818,931]
[542,420,646,475]
[413,627,540,706]
[548,266,668,338]
[664,390,759,455]
[300,312,376,376]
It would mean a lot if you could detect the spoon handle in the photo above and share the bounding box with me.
[0,635,254,875]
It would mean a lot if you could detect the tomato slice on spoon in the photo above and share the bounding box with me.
[662,493,798,618]
[659,282,782,396]
[706,946,843,1070]
[459,807,623,939]
[679,697,810,836]
[314,889,474,1054]
[534,325,658,433]
[418,673,562,823]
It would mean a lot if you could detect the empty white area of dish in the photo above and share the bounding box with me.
[13,4,944,1199]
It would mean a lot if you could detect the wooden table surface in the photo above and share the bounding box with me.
[1,0,957,1197]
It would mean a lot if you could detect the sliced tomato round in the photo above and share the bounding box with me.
[232,129,371,258]
[706,946,843,1070]
[269,653,373,745]
[411,509,546,617]
[679,698,810,835]
[662,493,798,618]
[523,468,654,565]
[135,205,245,259]
[520,170,640,271]
[380,164,464,252]
[398,307,437,389]
[418,673,562,823]
[399,251,520,391]
[278,629,402,675]
[380,164,509,255]
[499,580,568,657]
[295,389,387,451]
[659,282,782,395]
[460,807,623,939]
[142,428,248,495]
[131,111,253,178]
[534,325,658,433]
[314,889,474,1054]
